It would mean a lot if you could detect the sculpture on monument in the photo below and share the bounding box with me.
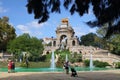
[60,37,67,50]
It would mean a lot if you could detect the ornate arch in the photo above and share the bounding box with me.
[53,41,56,46]
[72,40,75,46]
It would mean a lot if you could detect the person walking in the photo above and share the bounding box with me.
[63,61,69,74]
[8,60,12,73]
[25,58,29,68]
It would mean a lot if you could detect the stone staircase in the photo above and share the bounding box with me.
[82,48,120,65]
[43,45,120,66]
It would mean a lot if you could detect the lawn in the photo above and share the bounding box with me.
[0,61,51,68]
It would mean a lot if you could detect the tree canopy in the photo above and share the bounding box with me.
[96,24,120,55]
[110,35,120,55]
[0,16,16,51]
[26,0,120,38]
[80,33,102,47]
[7,33,44,61]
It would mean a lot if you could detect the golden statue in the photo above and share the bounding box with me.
[61,18,68,24]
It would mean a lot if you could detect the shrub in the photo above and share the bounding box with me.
[84,60,90,67]
[114,62,120,68]
[94,60,110,68]
[69,53,82,63]
[84,60,110,68]
[20,62,28,68]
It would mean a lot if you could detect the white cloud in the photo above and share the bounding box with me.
[0,7,7,13]
[76,31,86,36]
[73,27,87,37]
[89,28,97,33]
[0,1,7,13]
[73,23,97,37]
[30,31,42,37]
[16,21,49,38]
[17,25,31,33]
[27,21,47,28]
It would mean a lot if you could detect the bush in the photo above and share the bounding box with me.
[54,49,71,67]
[20,62,28,68]
[84,60,110,68]
[114,62,120,68]
[0,61,8,68]
[39,55,46,61]
[84,60,90,67]
[69,53,82,63]
[94,60,110,68]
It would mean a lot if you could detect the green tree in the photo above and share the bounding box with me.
[96,25,120,52]
[7,33,44,61]
[26,0,120,37]
[96,25,109,49]
[109,35,120,55]
[80,33,101,47]
[0,16,16,51]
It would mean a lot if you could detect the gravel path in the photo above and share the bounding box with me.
[0,70,120,80]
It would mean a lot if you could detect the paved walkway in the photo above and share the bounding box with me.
[0,70,120,80]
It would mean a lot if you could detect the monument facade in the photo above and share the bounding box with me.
[43,18,79,54]
[43,18,120,66]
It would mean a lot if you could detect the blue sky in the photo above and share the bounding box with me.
[0,0,97,39]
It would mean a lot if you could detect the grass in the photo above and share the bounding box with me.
[29,62,50,68]
[0,61,8,68]
[0,61,51,68]
[0,50,69,68]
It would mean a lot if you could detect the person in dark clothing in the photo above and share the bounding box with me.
[26,59,29,68]
[11,61,15,72]
[70,67,78,77]
[63,61,69,74]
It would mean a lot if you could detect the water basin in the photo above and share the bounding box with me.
[0,67,111,72]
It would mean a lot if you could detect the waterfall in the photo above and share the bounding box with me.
[89,53,94,71]
[65,54,68,62]
[50,51,56,69]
